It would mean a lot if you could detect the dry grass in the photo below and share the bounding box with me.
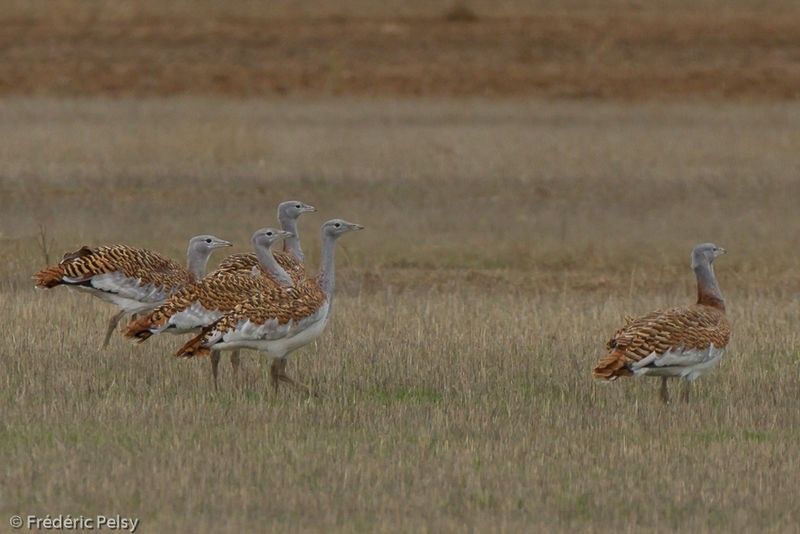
[2,98,800,531]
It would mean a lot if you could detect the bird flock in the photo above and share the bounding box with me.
[34,200,362,395]
[33,203,730,403]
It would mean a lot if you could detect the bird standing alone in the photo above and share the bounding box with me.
[592,243,731,403]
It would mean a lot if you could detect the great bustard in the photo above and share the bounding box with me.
[213,200,316,378]
[124,228,295,390]
[593,243,731,403]
[32,236,232,348]
[176,219,363,397]
[216,200,315,279]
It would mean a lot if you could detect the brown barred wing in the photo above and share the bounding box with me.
[215,251,305,284]
[593,305,730,380]
[33,244,193,293]
[124,270,281,341]
[176,279,325,358]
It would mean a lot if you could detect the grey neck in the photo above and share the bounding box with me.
[694,261,725,311]
[186,247,210,279]
[254,241,293,287]
[318,233,338,298]
[279,213,304,262]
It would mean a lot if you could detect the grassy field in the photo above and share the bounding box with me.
[2,98,800,531]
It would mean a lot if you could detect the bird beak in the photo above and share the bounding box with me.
[352,224,364,231]
[215,240,233,248]
[280,231,295,239]
[717,247,727,256]
[303,204,317,213]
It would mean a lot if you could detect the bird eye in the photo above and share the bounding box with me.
[266,231,273,236]
[205,238,212,243]
[334,223,341,228]
[295,204,301,209]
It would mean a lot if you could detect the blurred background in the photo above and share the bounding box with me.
[2,0,800,287]
[3,0,800,99]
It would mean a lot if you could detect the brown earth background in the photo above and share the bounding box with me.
[3,0,800,99]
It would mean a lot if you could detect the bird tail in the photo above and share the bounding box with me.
[122,313,158,343]
[592,349,633,381]
[33,246,96,289]
[175,331,211,358]
[32,265,66,288]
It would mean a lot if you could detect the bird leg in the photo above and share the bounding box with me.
[270,358,313,397]
[102,309,127,349]
[210,350,221,392]
[230,350,241,388]
[269,359,281,395]
[681,381,691,403]
[659,377,670,404]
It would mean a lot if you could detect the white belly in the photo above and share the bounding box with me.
[67,272,172,313]
[70,285,161,314]
[164,302,223,332]
[259,315,328,357]
[212,304,330,358]
[631,344,726,381]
